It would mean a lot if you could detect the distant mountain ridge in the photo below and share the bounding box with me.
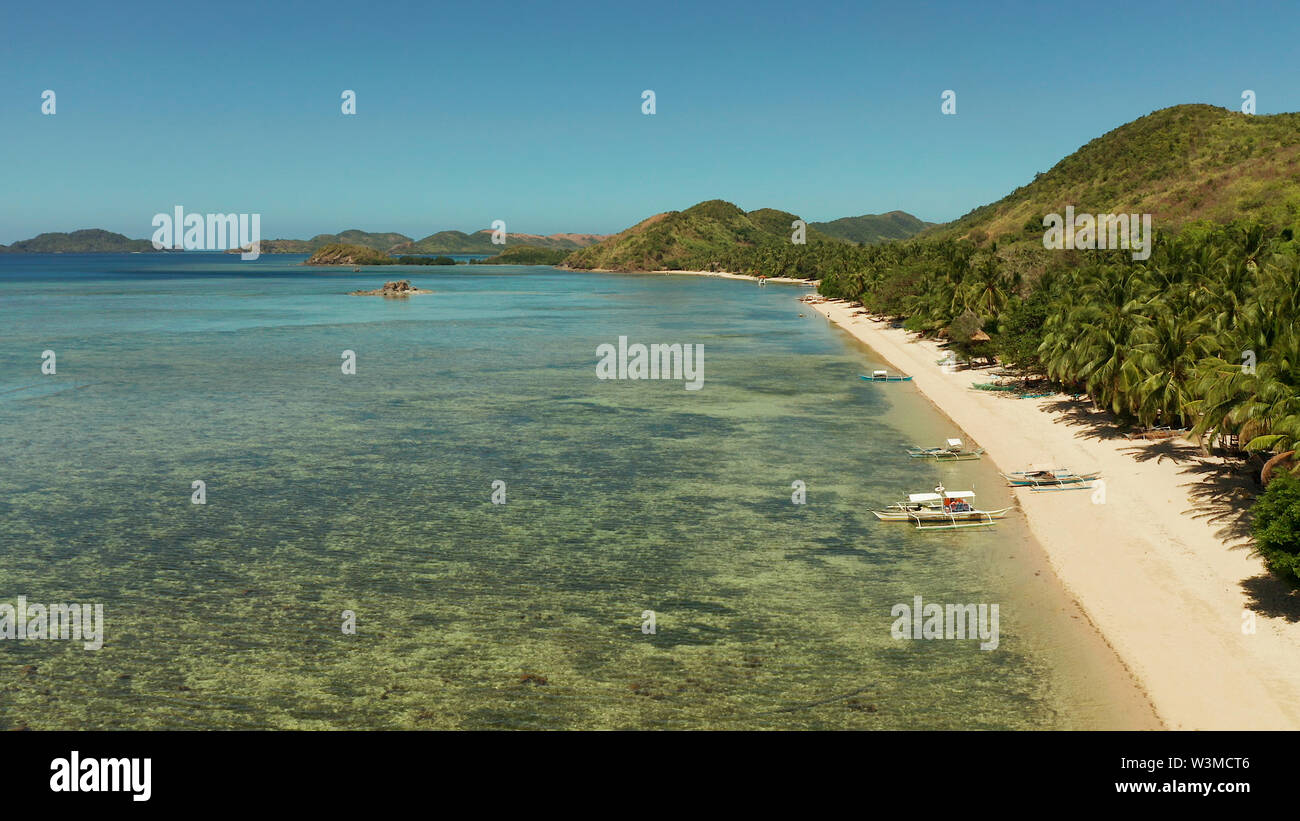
[390,230,605,255]
[810,211,932,244]
[0,226,608,254]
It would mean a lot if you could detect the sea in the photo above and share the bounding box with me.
[0,253,1159,729]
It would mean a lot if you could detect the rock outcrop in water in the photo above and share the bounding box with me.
[348,280,432,297]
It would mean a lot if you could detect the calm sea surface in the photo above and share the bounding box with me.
[0,254,1158,729]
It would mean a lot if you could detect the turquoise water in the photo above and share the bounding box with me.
[0,254,1156,729]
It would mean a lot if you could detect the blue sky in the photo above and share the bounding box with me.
[2,0,1298,243]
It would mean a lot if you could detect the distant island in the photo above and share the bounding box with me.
[0,229,159,254]
[470,246,571,265]
[0,226,611,256]
[304,244,463,266]
[389,230,606,256]
[231,228,610,257]
[0,216,936,257]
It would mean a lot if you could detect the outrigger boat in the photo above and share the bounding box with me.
[905,438,984,461]
[1001,468,1101,490]
[1126,426,1188,441]
[861,369,912,382]
[872,485,1012,530]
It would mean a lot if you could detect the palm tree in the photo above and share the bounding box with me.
[1128,309,1211,427]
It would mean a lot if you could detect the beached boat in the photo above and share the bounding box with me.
[1002,468,1100,490]
[872,485,1011,530]
[1126,426,1188,441]
[906,438,984,461]
[861,369,912,382]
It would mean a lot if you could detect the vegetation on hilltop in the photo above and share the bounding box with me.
[327,230,414,252]
[472,246,570,265]
[393,231,504,255]
[393,230,603,256]
[228,229,602,255]
[562,199,844,272]
[229,230,415,255]
[926,104,1300,249]
[811,211,932,244]
[303,243,398,265]
[304,245,462,266]
[1,229,158,253]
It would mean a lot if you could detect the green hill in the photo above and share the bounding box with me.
[1,229,157,253]
[930,104,1300,247]
[473,246,570,265]
[811,211,932,244]
[226,230,413,255]
[393,231,499,254]
[562,200,841,271]
[392,230,603,255]
[327,230,413,251]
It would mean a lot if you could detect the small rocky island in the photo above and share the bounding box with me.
[348,280,432,297]
[306,243,394,265]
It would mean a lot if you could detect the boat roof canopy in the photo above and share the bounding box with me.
[908,490,976,502]
[946,438,964,448]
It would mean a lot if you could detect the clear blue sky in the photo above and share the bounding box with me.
[2,0,1297,244]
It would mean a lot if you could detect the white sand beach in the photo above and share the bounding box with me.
[648,270,819,285]
[809,297,1300,731]
[566,267,820,286]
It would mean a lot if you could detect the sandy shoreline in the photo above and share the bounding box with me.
[809,297,1300,730]
[564,266,819,286]
[647,270,819,286]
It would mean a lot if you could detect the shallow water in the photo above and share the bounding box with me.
[0,255,1157,729]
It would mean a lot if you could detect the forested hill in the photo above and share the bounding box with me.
[0,229,157,253]
[811,211,931,244]
[926,104,1300,248]
[561,200,843,271]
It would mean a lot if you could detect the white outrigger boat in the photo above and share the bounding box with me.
[905,438,984,461]
[861,369,912,382]
[872,485,1012,530]
[1001,468,1101,491]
